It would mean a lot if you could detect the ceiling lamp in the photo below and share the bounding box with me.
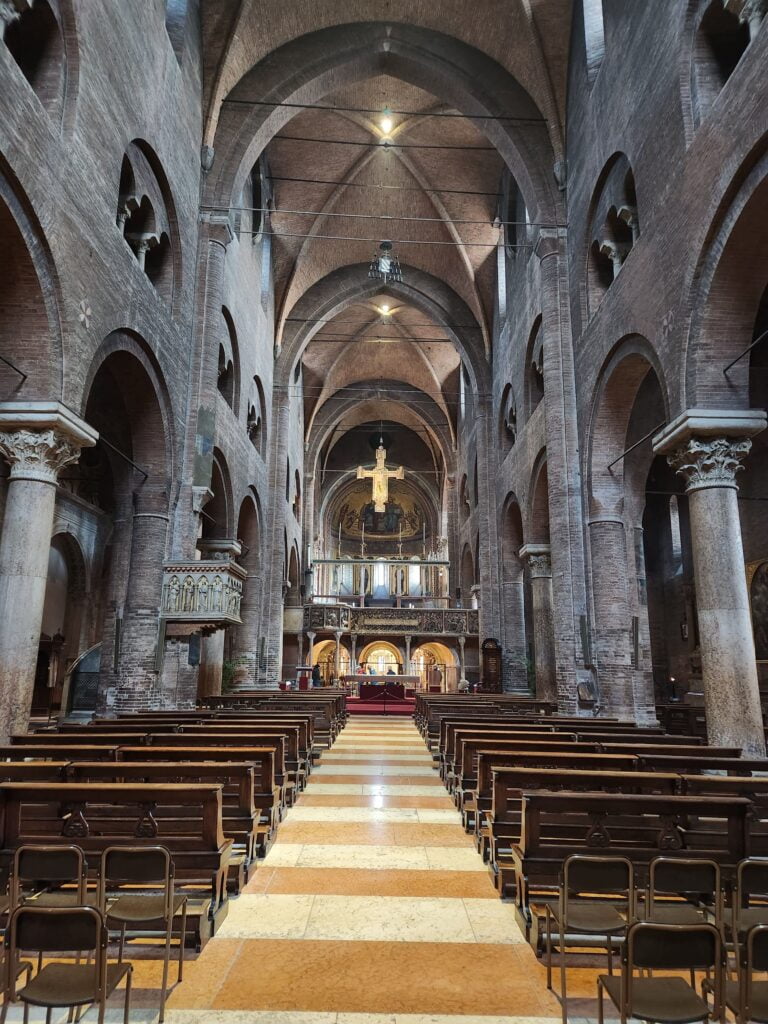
[368,240,403,284]
[380,108,393,136]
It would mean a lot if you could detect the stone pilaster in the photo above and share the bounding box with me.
[0,404,97,740]
[520,544,557,702]
[654,409,767,756]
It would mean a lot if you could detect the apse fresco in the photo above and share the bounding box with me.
[331,480,428,539]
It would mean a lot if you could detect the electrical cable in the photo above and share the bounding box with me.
[268,174,504,198]
[214,205,542,228]
[286,317,481,329]
[274,134,497,151]
[221,98,546,124]
[241,229,529,247]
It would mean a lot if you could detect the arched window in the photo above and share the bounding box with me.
[164,0,188,64]
[583,0,606,85]
[691,0,757,128]
[247,375,267,456]
[235,159,264,242]
[115,141,177,305]
[4,0,65,115]
[499,383,517,457]
[217,344,234,407]
[526,316,545,416]
[587,155,639,315]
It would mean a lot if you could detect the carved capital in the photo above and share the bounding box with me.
[0,1,21,33]
[668,436,752,492]
[0,428,84,483]
[724,0,767,34]
[520,543,552,578]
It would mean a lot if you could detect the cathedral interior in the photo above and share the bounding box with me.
[1,0,768,1021]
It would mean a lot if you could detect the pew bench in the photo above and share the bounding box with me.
[0,781,233,950]
[508,791,750,948]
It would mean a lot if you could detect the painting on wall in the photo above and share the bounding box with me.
[748,560,768,662]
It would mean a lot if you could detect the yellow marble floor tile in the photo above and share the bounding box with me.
[303,895,476,943]
[202,940,561,1016]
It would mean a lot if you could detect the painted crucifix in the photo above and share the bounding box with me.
[357,445,404,512]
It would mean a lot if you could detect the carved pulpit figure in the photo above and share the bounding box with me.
[357,445,404,512]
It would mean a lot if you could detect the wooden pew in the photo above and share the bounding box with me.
[489,767,679,895]
[66,761,264,890]
[117,745,280,849]
[0,781,233,950]
[509,791,751,946]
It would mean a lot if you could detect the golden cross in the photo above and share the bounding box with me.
[357,445,404,512]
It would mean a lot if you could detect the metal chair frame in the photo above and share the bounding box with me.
[598,920,725,1024]
[0,903,132,1024]
[546,853,635,1024]
[98,845,187,1023]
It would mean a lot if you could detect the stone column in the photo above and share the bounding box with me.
[0,405,97,740]
[458,635,466,691]
[112,485,170,712]
[350,633,358,673]
[198,629,225,698]
[404,635,412,675]
[654,409,767,756]
[306,631,316,665]
[588,515,642,720]
[520,544,557,702]
[501,576,528,691]
[334,630,342,682]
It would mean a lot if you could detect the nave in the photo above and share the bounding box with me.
[154,716,558,1024]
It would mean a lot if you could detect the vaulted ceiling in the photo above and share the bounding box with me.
[200,0,573,491]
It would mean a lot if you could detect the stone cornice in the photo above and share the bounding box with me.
[652,408,767,454]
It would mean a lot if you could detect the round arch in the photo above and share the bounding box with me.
[587,335,669,518]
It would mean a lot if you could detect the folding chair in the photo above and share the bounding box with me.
[0,904,132,1024]
[599,920,725,1024]
[99,846,187,1022]
[732,859,768,941]
[546,854,634,1024]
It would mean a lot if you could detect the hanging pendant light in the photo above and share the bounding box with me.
[368,240,403,284]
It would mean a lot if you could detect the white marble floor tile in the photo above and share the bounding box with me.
[304,894,475,943]
[214,893,315,938]
[292,843,431,870]
[361,785,450,796]
[261,843,304,867]
[302,783,365,794]
[314,764,436,776]
[462,898,526,943]
[424,847,487,872]
[415,809,462,824]
[287,806,420,822]
[166,1013,337,1024]
[322,753,428,762]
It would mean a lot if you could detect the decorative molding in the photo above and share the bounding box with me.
[302,604,479,636]
[520,543,552,578]
[652,408,767,454]
[667,437,752,492]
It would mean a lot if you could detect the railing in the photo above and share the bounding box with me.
[161,559,246,626]
[303,604,479,636]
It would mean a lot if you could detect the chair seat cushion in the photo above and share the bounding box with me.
[561,902,627,935]
[647,904,709,926]
[600,974,709,1023]
[19,963,131,1007]
[107,892,186,923]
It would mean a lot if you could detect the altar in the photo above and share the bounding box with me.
[352,674,421,700]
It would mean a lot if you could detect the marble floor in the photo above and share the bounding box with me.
[9,717,571,1024]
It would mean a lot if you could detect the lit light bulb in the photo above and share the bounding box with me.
[379,303,391,316]
[380,115,393,135]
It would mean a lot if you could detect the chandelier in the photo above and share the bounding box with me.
[368,240,403,284]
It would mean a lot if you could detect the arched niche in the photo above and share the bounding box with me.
[586,154,639,317]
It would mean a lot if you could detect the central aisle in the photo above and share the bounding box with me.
[166,716,561,1023]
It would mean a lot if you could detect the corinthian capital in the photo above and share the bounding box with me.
[520,543,552,578]
[0,428,83,483]
[668,437,752,492]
